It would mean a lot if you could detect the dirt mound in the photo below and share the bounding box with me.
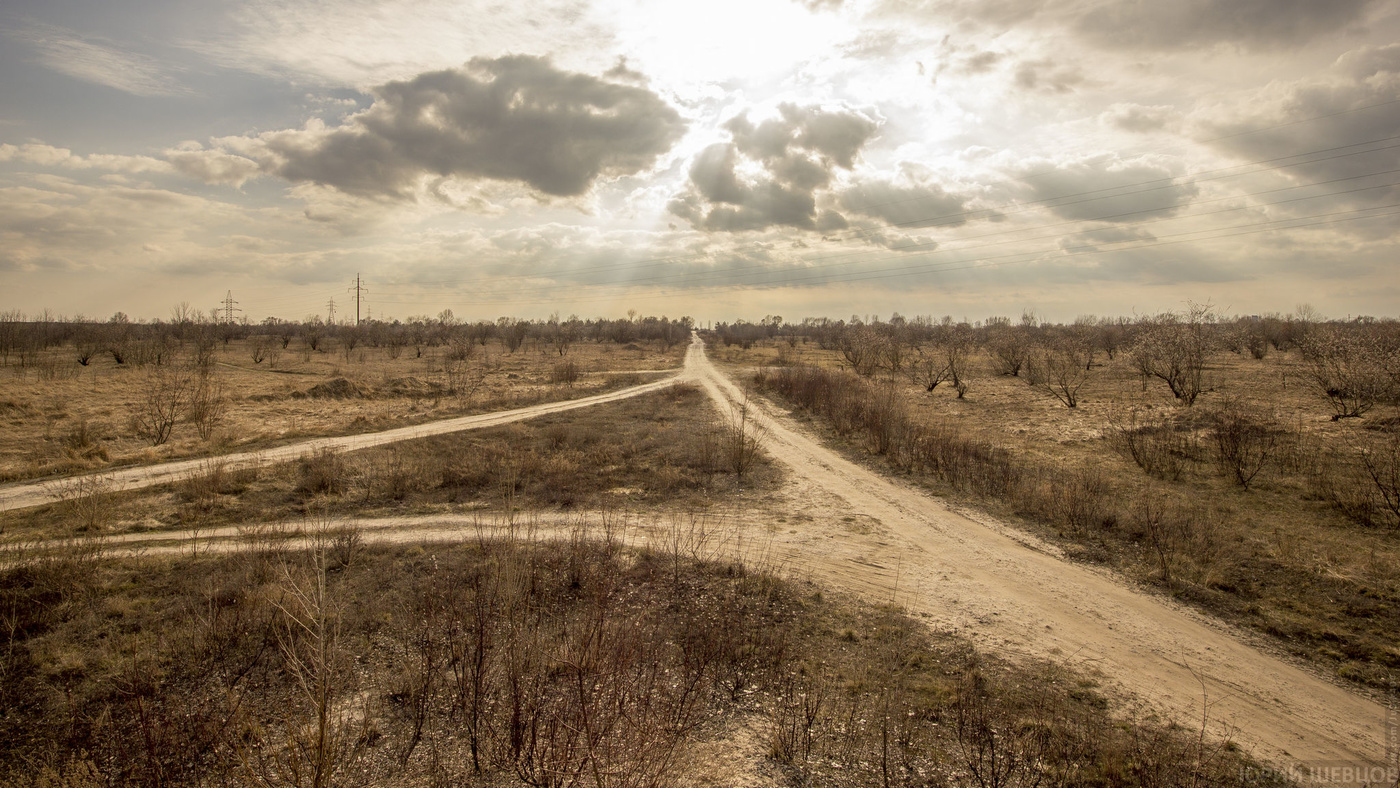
[382,376,444,397]
[301,377,366,399]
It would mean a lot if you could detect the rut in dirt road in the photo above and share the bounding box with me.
[0,374,683,514]
[686,335,1393,774]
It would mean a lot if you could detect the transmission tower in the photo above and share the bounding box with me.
[326,298,336,325]
[221,290,241,324]
[348,274,370,325]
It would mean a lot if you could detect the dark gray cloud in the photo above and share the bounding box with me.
[1074,0,1377,51]
[1017,156,1198,222]
[1193,45,1400,212]
[885,0,1379,51]
[1100,103,1178,133]
[1013,59,1084,93]
[228,55,686,199]
[838,179,973,228]
[670,103,879,232]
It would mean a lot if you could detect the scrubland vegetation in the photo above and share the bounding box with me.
[0,385,781,542]
[707,307,1400,692]
[0,303,1391,784]
[0,528,1275,787]
[0,310,691,483]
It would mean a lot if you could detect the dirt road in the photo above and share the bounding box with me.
[0,375,682,513]
[8,335,1395,774]
[686,334,1394,774]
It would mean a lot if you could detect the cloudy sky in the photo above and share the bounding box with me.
[3,0,1400,323]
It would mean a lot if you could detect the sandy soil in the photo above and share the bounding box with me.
[7,335,1394,777]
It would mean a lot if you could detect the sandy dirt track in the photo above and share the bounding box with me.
[681,336,1392,773]
[0,374,682,513]
[7,335,1395,776]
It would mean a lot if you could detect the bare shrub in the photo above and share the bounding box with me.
[241,544,363,786]
[1210,404,1278,490]
[549,358,583,387]
[987,314,1033,377]
[769,671,826,766]
[249,334,271,364]
[838,325,883,377]
[1042,465,1107,535]
[298,448,348,498]
[187,370,228,441]
[1299,324,1391,420]
[1026,336,1093,408]
[360,446,433,502]
[1358,427,1400,528]
[49,473,115,532]
[723,394,767,479]
[1110,409,1191,481]
[131,364,192,445]
[953,660,1033,788]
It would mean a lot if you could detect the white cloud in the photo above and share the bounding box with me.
[10,24,187,97]
[0,143,173,175]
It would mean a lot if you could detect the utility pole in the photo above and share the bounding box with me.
[326,298,336,325]
[348,274,369,326]
[221,290,240,324]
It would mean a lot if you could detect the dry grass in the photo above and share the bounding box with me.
[0,533,1277,787]
[0,337,685,483]
[735,334,1400,692]
[0,385,782,542]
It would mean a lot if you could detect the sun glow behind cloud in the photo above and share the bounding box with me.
[607,0,852,90]
[2,0,1400,321]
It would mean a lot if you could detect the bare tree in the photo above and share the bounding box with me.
[1026,335,1093,408]
[1131,303,1215,406]
[188,369,228,441]
[132,364,192,445]
[1299,323,1391,420]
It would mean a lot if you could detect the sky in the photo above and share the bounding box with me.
[3,0,1400,324]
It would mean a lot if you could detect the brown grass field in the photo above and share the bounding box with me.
[0,337,684,483]
[0,313,1391,785]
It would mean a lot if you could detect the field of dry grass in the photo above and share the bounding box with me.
[0,531,1277,787]
[0,384,781,543]
[716,328,1400,694]
[0,337,683,483]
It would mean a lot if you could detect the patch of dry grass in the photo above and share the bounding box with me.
[0,337,685,483]
[0,534,1277,787]
[0,384,781,542]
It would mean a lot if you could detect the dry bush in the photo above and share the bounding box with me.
[1320,428,1400,529]
[297,448,348,499]
[131,364,192,446]
[1300,324,1393,420]
[548,358,583,387]
[0,538,1281,788]
[1110,409,1193,482]
[1040,465,1108,535]
[1131,303,1215,406]
[723,394,768,480]
[986,317,1033,377]
[187,370,227,441]
[1026,336,1093,408]
[47,473,114,533]
[249,335,271,364]
[359,445,435,503]
[60,420,108,463]
[1209,404,1278,490]
[1358,427,1400,528]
